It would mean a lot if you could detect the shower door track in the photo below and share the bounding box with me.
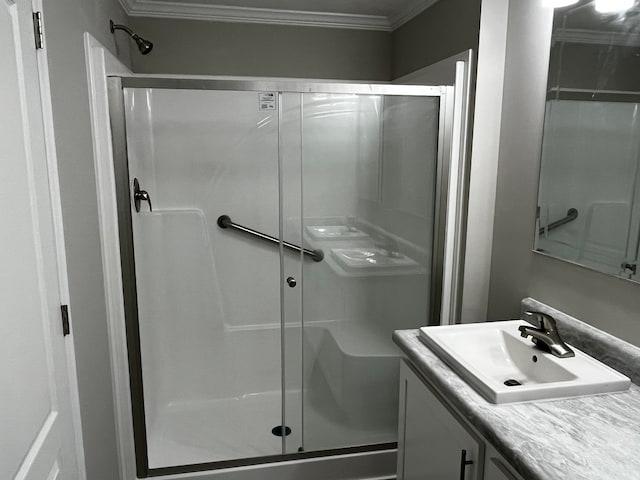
[146,443,397,477]
[119,75,445,96]
[108,75,453,478]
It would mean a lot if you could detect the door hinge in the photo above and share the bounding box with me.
[61,304,70,336]
[32,11,44,50]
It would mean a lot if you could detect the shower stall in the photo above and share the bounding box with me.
[106,76,464,477]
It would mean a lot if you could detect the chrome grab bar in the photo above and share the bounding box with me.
[539,208,578,235]
[217,215,324,262]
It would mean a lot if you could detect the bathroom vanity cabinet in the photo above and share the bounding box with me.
[397,360,524,480]
[483,444,524,480]
[394,300,640,480]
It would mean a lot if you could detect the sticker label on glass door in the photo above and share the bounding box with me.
[259,92,277,111]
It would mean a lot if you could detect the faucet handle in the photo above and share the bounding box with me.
[524,311,557,332]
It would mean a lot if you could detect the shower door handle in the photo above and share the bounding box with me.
[133,178,152,212]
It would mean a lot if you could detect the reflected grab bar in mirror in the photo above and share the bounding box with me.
[539,208,578,235]
[217,215,324,262]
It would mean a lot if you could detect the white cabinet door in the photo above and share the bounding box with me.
[484,445,526,480]
[0,1,80,479]
[397,361,483,480]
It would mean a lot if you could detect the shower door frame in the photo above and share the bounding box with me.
[108,76,455,478]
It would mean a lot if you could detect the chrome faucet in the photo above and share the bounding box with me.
[518,311,575,358]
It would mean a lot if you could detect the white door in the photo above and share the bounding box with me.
[0,1,81,479]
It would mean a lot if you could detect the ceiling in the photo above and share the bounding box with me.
[118,0,440,31]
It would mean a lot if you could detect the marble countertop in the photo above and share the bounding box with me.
[393,299,640,480]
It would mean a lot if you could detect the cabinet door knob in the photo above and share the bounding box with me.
[459,449,473,480]
[286,276,296,288]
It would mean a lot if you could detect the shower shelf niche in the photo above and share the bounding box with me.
[306,225,370,241]
[302,218,428,278]
[315,247,427,278]
[330,247,423,272]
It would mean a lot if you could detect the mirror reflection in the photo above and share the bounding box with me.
[535,0,640,281]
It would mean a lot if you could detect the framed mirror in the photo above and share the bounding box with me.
[535,0,640,282]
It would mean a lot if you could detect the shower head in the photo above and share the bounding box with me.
[132,35,154,55]
[110,20,153,55]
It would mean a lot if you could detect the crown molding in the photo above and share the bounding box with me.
[117,0,440,31]
[553,28,640,47]
[389,0,440,30]
[119,0,393,30]
[118,0,135,14]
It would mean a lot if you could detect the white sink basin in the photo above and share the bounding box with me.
[419,320,630,404]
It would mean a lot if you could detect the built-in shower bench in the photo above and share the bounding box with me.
[306,321,400,431]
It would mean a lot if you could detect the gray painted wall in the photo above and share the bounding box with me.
[128,17,391,80]
[127,3,485,82]
[548,43,640,92]
[391,0,482,79]
[485,1,640,347]
[42,1,131,479]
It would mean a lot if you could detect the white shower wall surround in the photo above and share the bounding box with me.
[126,90,287,467]
[123,87,439,469]
[125,89,280,330]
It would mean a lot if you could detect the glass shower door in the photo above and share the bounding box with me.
[296,91,441,452]
[123,87,288,471]
[114,79,451,475]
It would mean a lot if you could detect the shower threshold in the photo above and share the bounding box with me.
[146,389,395,471]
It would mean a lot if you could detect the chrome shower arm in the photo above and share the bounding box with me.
[110,20,134,37]
[109,20,153,55]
